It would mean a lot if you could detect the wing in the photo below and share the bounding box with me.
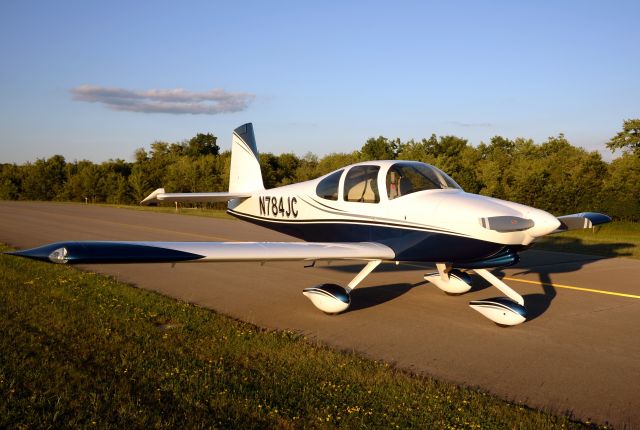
[553,212,612,233]
[8,241,395,265]
[140,188,252,205]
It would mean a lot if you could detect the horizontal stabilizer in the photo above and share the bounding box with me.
[8,241,395,265]
[554,212,612,233]
[141,188,252,205]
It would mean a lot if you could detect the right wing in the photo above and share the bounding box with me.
[8,241,395,265]
[140,188,252,205]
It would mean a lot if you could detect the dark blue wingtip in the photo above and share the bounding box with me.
[5,244,64,263]
[5,242,205,264]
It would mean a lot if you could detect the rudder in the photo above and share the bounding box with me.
[229,123,265,193]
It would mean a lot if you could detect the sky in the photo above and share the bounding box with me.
[1,1,638,163]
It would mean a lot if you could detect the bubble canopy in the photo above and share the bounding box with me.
[386,161,462,200]
[316,161,462,203]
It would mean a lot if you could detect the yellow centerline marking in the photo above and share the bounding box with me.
[502,277,640,300]
[400,262,640,300]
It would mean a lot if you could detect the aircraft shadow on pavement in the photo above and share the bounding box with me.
[537,235,634,260]
[318,237,633,320]
[348,281,428,312]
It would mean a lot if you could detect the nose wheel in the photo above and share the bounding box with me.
[470,268,527,326]
[426,263,527,326]
[469,297,527,326]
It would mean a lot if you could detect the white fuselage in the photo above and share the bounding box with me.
[227,160,560,263]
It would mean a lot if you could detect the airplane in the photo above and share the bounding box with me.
[8,123,611,326]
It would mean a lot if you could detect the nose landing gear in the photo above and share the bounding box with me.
[426,263,527,326]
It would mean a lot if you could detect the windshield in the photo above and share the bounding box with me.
[316,169,343,200]
[386,162,461,199]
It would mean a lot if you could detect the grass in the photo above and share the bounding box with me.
[0,246,606,429]
[536,221,640,260]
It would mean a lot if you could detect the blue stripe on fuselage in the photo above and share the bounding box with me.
[228,210,504,262]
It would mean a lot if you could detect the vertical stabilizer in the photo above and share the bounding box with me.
[229,123,265,193]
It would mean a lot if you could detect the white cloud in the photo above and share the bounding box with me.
[70,85,255,115]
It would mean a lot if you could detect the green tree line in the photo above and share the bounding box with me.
[1,122,639,220]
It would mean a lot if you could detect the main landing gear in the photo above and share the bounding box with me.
[302,260,381,314]
[425,264,526,326]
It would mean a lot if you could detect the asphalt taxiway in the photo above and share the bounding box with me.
[1,201,639,428]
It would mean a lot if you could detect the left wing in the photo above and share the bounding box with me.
[8,241,395,265]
